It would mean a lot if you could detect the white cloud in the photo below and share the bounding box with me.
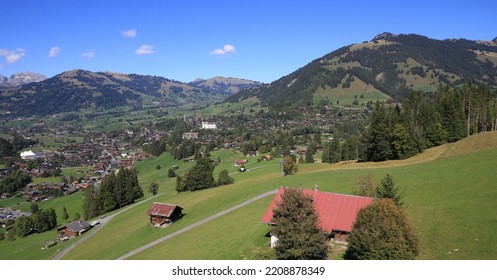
[122,28,137,38]
[81,51,96,58]
[0,48,26,63]
[48,46,61,58]
[209,44,236,56]
[135,45,154,55]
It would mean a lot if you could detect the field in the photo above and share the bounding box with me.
[1,132,497,260]
[314,83,390,108]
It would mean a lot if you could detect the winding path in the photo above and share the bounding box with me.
[116,189,278,260]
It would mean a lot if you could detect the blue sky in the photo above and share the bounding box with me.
[1,0,496,83]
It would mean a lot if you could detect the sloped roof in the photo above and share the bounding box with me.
[146,202,182,218]
[260,187,373,233]
[65,220,91,232]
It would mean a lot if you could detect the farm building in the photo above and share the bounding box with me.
[57,220,92,239]
[261,186,373,246]
[146,202,183,226]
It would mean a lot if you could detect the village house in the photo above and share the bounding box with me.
[261,186,373,246]
[57,220,92,239]
[246,151,257,157]
[234,159,248,166]
[0,208,32,224]
[260,154,272,161]
[146,202,183,227]
[182,132,199,140]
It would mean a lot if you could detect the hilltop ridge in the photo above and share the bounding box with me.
[227,32,497,110]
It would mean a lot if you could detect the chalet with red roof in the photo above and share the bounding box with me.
[261,186,373,246]
[147,202,183,226]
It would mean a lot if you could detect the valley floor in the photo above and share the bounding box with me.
[2,131,497,260]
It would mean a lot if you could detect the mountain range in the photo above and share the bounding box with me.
[0,70,261,116]
[0,72,48,87]
[189,76,262,95]
[2,32,497,116]
[227,32,497,109]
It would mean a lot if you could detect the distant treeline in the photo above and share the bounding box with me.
[359,82,496,162]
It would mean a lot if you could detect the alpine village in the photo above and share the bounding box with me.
[2,32,497,261]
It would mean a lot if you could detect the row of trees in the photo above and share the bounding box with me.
[321,135,360,163]
[362,83,497,162]
[83,167,143,220]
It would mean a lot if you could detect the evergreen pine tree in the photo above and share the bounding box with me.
[305,148,315,163]
[376,174,403,207]
[167,168,176,178]
[329,137,341,163]
[321,142,331,163]
[366,102,393,161]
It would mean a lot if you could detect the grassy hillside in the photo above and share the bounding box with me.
[227,33,497,110]
[127,134,497,260]
[1,132,496,260]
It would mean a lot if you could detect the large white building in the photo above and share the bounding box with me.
[20,150,36,160]
[201,122,217,130]
[19,150,54,160]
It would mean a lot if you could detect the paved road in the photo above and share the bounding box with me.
[116,189,278,260]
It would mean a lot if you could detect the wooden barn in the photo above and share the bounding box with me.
[57,220,92,239]
[261,186,373,246]
[146,202,183,226]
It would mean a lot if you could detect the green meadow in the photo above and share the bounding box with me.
[1,132,497,260]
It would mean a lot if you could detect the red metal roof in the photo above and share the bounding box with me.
[260,187,373,233]
[146,202,181,217]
